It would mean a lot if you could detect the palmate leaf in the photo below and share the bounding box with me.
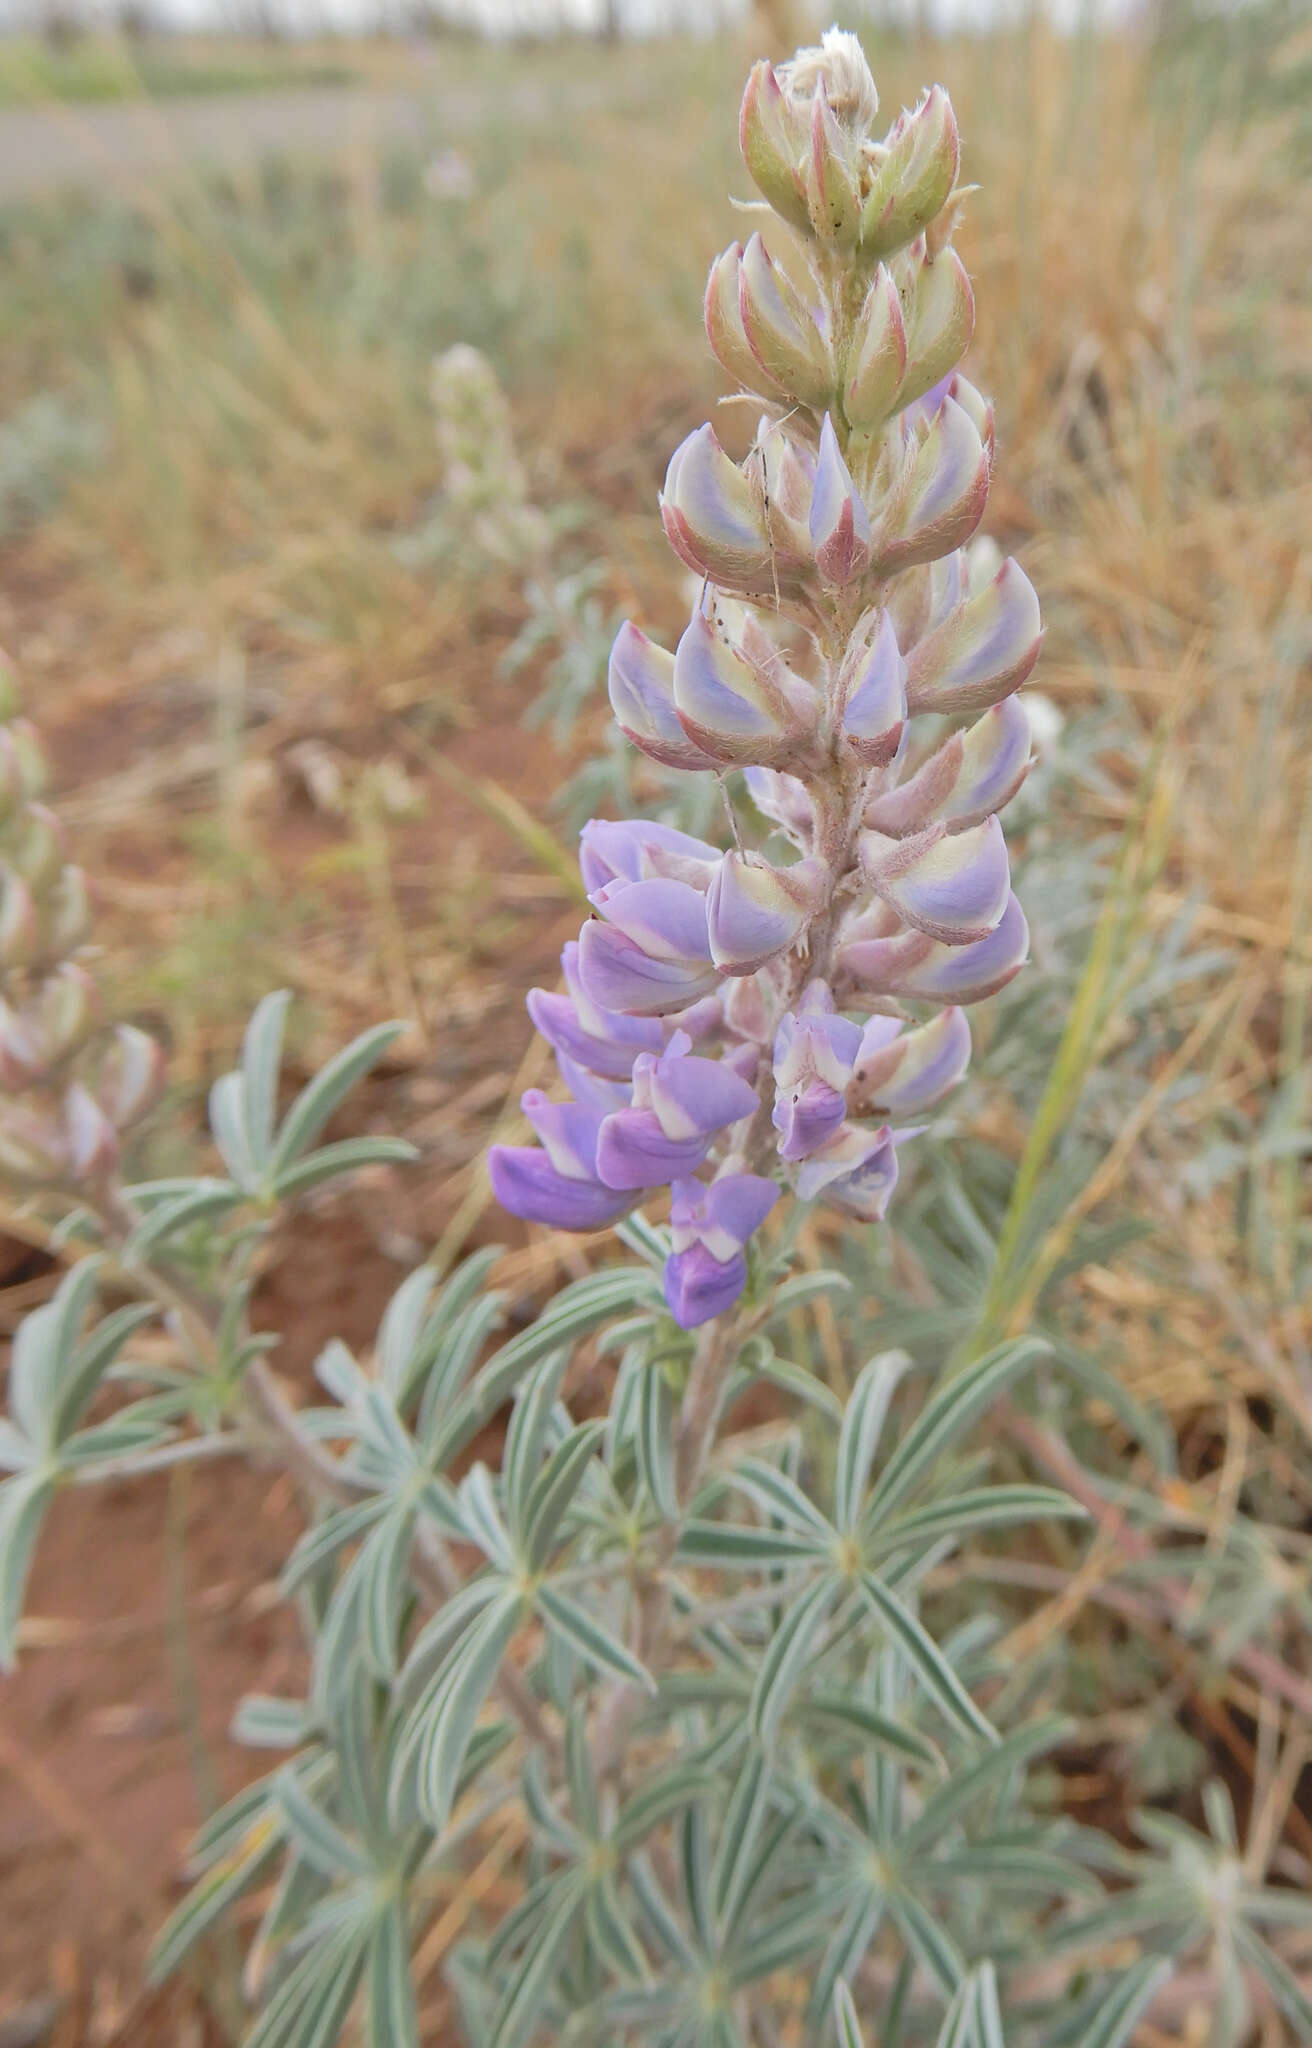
[148,1813,284,1984]
[502,1352,569,1543]
[866,1484,1086,1560]
[862,1337,1050,1532]
[749,1574,837,1747]
[535,1582,654,1692]
[0,1469,55,1669]
[269,1020,408,1178]
[412,1591,522,1832]
[835,1351,911,1532]
[833,1981,865,2048]
[857,1573,996,1744]
[1075,1955,1173,2048]
[243,1914,374,2048]
[522,1418,606,1569]
[898,1716,1071,1859]
[488,1870,587,2048]
[366,1899,419,2048]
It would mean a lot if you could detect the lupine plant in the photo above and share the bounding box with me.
[4,30,1312,2048]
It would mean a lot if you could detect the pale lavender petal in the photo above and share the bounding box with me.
[520,1089,605,1182]
[663,1244,749,1328]
[527,985,662,1080]
[577,920,722,1017]
[580,817,720,895]
[489,1146,634,1231]
[650,1054,758,1139]
[590,877,714,964]
[607,622,718,774]
[596,1111,712,1190]
[705,1172,779,1245]
[795,1122,900,1220]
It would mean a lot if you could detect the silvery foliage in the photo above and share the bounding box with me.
[2,35,1311,2048]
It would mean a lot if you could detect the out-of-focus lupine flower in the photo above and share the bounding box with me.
[492,30,1043,1330]
[664,1174,779,1328]
[0,654,165,1190]
[431,345,550,568]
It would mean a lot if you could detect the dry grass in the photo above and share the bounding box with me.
[0,9,1308,2038]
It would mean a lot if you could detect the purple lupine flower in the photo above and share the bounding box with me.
[527,940,667,1081]
[794,1122,902,1221]
[578,817,720,895]
[488,1083,637,1233]
[490,37,1043,1317]
[578,876,722,1016]
[771,982,863,1161]
[596,1032,758,1191]
[663,1173,779,1329]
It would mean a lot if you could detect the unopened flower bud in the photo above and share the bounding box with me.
[96,1023,168,1128]
[706,851,826,974]
[866,698,1032,835]
[608,623,719,773]
[660,424,776,595]
[795,1121,900,1220]
[673,606,819,768]
[743,766,815,846]
[840,892,1029,1005]
[897,245,975,409]
[579,877,721,1017]
[0,650,22,722]
[809,415,872,587]
[836,610,907,769]
[739,60,813,238]
[904,557,1043,715]
[40,867,91,961]
[805,85,863,245]
[705,244,782,400]
[860,86,960,259]
[851,1007,971,1115]
[34,963,99,1067]
[780,30,880,135]
[860,817,1010,945]
[63,1082,119,1185]
[0,873,39,969]
[843,267,908,432]
[11,804,64,895]
[738,234,835,408]
[871,396,991,578]
[0,1099,68,1183]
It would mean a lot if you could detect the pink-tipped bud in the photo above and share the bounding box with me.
[867,698,1033,835]
[897,247,975,409]
[904,558,1043,715]
[63,1083,119,1185]
[843,267,908,432]
[705,244,781,399]
[673,606,819,769]
[805,83,862,245]
[836,610,907,769]
[706,852,827,974]
[852,1006,972,1115]
[660,424,775,595]
[97,1023,168,1129]
[860,85,960,259]
[0,1099,69,1184]
[809,415,871,588]
[36,963,100,1065]
[0,1003,44,1090]
[40,867,91,962]
[738,234,834,408]
[871,396,991,578]
[860,817,1010,946]
[608,622,718,773]
[11,804,65,895]
[0,873,40,970]
[739,61,812,237]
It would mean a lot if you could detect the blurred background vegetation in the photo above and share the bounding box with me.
[0,0,1308,2040]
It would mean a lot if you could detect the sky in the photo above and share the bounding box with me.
[0,0,1148,35]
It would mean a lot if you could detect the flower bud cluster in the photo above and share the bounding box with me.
[430,344,551,568]
[491,32,1043,1329]
[0,654,165,1190]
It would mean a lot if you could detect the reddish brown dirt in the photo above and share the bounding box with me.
[0,549,598,2041]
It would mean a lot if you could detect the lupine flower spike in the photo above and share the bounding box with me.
[0,653,164,1191]
[492,28,1042,1327]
